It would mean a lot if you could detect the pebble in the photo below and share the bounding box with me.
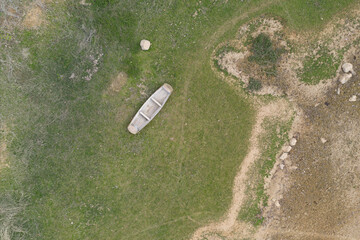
[337,88,340,95]
[280,152,288,160]
[289,166,298,170]
[349,95,357,102]
[290,138,297,146]
[275,200,281,208]
[280,163,285,170]
[320,137,327,144]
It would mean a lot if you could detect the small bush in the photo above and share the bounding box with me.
[247,78,262,91]
[248,33,284,66]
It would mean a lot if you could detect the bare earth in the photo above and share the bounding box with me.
[22,5,43,29]
[191,5,360,240]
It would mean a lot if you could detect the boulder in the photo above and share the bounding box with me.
[342,63,356,75]
[290,138,297,146]
[140,40,151,50]
[280,152,288,160]
[282,145,292,153]
[339,73,352,84]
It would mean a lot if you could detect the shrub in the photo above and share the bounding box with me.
[247,77,262,91]
[248,33,284,66]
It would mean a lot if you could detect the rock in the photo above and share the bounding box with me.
[282,145,292,153]
[320,137,327,144]
[140,40,151,50]
[280,163,285,170]
[339,73,352,84]
[349,95,357,102]
[290,138,297,146]
[289,166,298,170]
[275,200,281,208]
[337,88,340,95]
[280,152,288,160]
[80,0,91,5]
[342,63,356,75]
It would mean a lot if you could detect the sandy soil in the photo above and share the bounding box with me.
[192,5,360,240]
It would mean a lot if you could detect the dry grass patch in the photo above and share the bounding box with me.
[0,142,8,169]
[108,72,128,93]
[22,6,43,29]
[0,124,9,170]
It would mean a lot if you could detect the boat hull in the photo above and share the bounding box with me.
[128,83,173,134]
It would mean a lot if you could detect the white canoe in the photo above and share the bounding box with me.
[128,83,173,134]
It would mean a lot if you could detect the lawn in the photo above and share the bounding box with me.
[0,0,357,239]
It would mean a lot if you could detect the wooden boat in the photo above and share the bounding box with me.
[128,83,173,134]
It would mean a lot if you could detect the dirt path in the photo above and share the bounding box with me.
[190,99,290,240]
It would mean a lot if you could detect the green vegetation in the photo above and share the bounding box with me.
[247,78,263,91]
[238,117,293,226]
[269,0,357,31]
[0,0,357,239]
[1,1,257,240]
[299,46,341,84]
[248,33,284,66]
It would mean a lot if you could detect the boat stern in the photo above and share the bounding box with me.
[127,124,139,134]
[163,83,173,93]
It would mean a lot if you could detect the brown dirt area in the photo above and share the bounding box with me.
[22,5,44,29]
[192,6,360,240]
[258,58,360,240]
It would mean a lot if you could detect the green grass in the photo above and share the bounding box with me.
[238,117,292,226]
[270,0,357,31]
[299,46,341,84]
[1,1,257,239]
[0,0,358,239]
